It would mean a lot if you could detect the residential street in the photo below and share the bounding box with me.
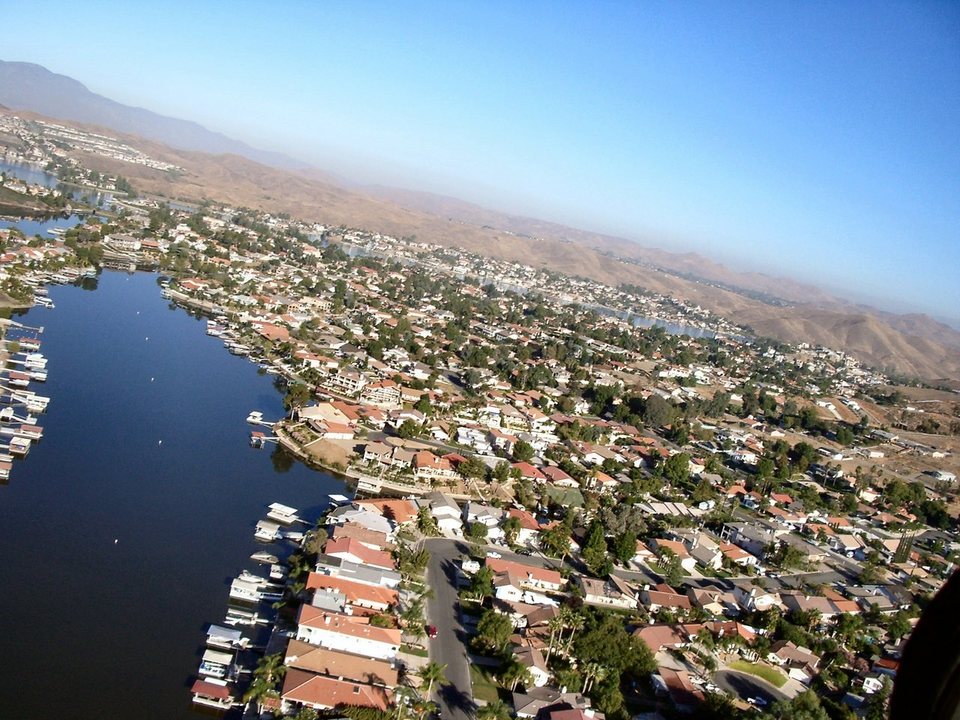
[424,538,476,720]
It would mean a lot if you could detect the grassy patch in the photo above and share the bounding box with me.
[400,644,429,658]
[470,665,501,704]
[728,660,788,688]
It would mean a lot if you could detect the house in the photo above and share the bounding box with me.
[575,575,638,610]
[686,588,738,616]
[635,624,687,653]
[295,607,401,660]
[541,465,575,486]
[324,537,396,571]
[506,508,541,547]
[421,491,463,536]
[513,462,547,483]
[312,556,401,589]
[653,667,704,713]
[327,504,395,536]
[486,557,564,592]
[641,584,692,612]
[360,380,402,408]
[306,574,398,611]
[511,687,596,719]
[284,639,399,687]
[413,451,459,482]
[732,583,782,613]
[463,502,505,541]
[329,522,393,552]
[513,643,551,687]
[280,669,391,713]
[649,539,698,574]
[768,640,820,685]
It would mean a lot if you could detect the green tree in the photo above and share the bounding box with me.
[662,452,690,486]
[581,521,609,575]
[769,690,830,720]
[470,565,495,601]
[477,700,511,720]
[473,609,513,655]
[887,611,911,642]
[513,440,535,462]
[468,522,489,542]
[539,523,571,560]
[397,419,422,439]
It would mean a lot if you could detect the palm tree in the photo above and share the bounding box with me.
[478,699,511,720]
[501,658,533,692]
[418,661,448,697]
[545,614,566,662]
[393,684,421,720]
[242,652,287,704]
[562,609,585,655]
[582,662,608,693]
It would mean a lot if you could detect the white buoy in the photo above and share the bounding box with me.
[158,440,162,445]
[145,337,149,341]
[114,538,118,544]
[150,377,154,382]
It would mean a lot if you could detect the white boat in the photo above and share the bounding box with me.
[246,411,264,424]
[254,520,280,542]
[198,648,234,679]
[250,551,278,564]
[206,624,250,650]
[269,564,288,581]
[229,578,262,602]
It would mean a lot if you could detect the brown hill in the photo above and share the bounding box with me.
[10,108,955,382]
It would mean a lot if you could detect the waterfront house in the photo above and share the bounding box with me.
[284,639,399,687]
[280,668,391,713]
[313,554,401,588]
[295,607,401,660]
[324,537,396,571]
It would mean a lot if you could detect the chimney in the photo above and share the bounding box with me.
[324,615,331,625]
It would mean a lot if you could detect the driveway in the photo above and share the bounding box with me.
[424,538,476,720]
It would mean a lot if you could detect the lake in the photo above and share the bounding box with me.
[1,160,116,212]
[0,270,346,719]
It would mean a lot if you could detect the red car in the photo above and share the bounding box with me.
[426,625,438,638]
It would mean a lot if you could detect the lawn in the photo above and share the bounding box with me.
[727,660,788,688]
[470,665,502,704]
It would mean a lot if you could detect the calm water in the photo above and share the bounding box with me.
[0,213,84,237]
[0,270,345,719]
[0,160,58,188]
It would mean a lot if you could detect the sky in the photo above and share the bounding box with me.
[3,1,958,317]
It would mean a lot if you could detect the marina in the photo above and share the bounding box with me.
[0,270,347,719]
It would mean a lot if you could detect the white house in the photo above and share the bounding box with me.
[295,607,400,660]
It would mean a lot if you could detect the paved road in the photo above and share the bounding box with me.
[714,669,788,707]
[424,538,476,720]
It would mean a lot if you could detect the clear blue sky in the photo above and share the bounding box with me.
[4,1,958,317]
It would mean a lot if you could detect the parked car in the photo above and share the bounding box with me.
[486,551,502,559]
[426,625,438,638]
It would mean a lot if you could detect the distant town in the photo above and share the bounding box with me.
[1,113,958,720]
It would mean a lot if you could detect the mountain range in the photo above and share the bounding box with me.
[1,60,958,384]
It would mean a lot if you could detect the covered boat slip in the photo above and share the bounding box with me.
[266,502,300,524]
[206,623,248,649]
[191,678,239,708]
[198,648,234,679]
